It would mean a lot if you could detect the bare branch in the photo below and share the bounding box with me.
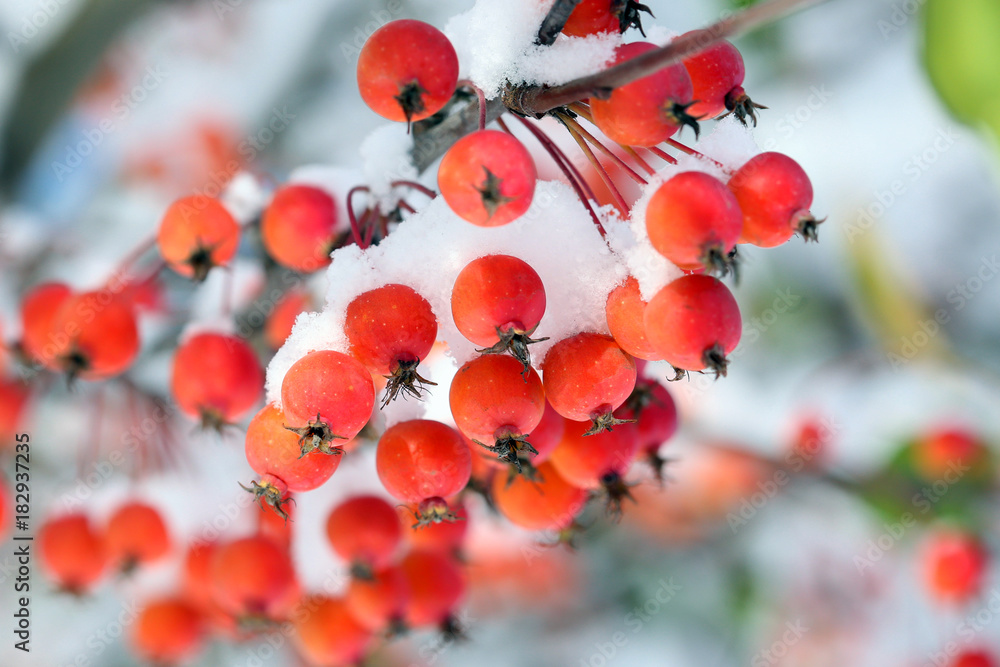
[537,0,583,46]
[507,0,829,117]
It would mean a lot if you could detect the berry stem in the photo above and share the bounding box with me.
[346,185,370,248]
[504,116,605,234]
[555,111,648,186]
[621,146,657,175]
[559,116,630,217]
[457,79,489,131]
[664,138,726,171]
[390,180,437,199]
[112,233,157,279]
[505,0,828,116]
[643,145,678,165]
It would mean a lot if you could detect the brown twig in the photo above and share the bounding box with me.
[536,0,583,45]
[505,0,828,117]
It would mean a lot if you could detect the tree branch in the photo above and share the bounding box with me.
[411,97,506,173]
[506,0,829,117]
[536,0,582,46]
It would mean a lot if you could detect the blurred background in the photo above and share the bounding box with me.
[1,0,1000,665]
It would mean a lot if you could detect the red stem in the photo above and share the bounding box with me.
[556,111,647,186]
[560,120,629,218]
[390,180,437,199]
[458,79,489,131]
[346,186,370,247]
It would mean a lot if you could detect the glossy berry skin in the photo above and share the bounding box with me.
[346,565,410,631]
[294,596,373,666]
[449,354,545,466]
[549,419,639,490]
[590,42,696,147]
[616,380,678,456]
[265,290,312,349]
[645,171,743,273]
[244,403,344,517]
[439,130,537,227]
[39,513,106,593]
[171,332,263,428]
[325,495,403,572]
[452,255,547,346]
[644,275,741,375]
[376,420,471,507]
[210,535,297,618]
[399,550,465,627]
[19,282,72,369]
[280,350,375,448]
[492,461,589,531]
[346,284,438,405]
[525,400,567,464]
[682,35,751,120]
[922,530,987,605]
[261,184,340,273]
[560,0,650,37]
[728,152,816,247]
[541,332,636,431]
[48,290,140,380]
[157,195,240,281]
[357,19,459,124]
[131,598,204,666]
[605,277,659,361]
[105,501,171,570]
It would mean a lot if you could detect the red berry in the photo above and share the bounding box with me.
[550,419,639,490]
[492,461,589,531]
[644,275,741,376]
[525,400,567,464]
[590,42,698,146]
[171,332,263,429]
[280,350,375,455]
[105,501,171,572]
[131,598,204,666]
[293,596,373,666]
[681,34,764,125]
[325,495,403,574]
[399,550,465,628]
[346,565,410,631]
[265,289,313,349]
[913,427,988,482]
[19,282,72,369]
[261,184,340,273]
[345,284,438,405]
[605,276,659,361]
[450,354,546,471]
[357,19,459,124]
[438,130,537,227]
[0,477,9,540]
[376,419,471,526]
[210,535,297,619]
[0,377,30,444]
[645,171,743,274]
[728,152,819,247]
[48,289,140,381]
[922,529,987,605]
[243,404,344,519]
[157,195,240,281]
[541,332,636,434]
[952,651,997,667]
[560,0,652,37]
[39,513,107,594]
[451,254,548,371]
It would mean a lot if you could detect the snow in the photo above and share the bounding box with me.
[445,0,619,98]
[266,178,639,407]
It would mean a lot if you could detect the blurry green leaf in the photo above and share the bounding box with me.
[924,0,1000,146]
[847,232,948,361]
